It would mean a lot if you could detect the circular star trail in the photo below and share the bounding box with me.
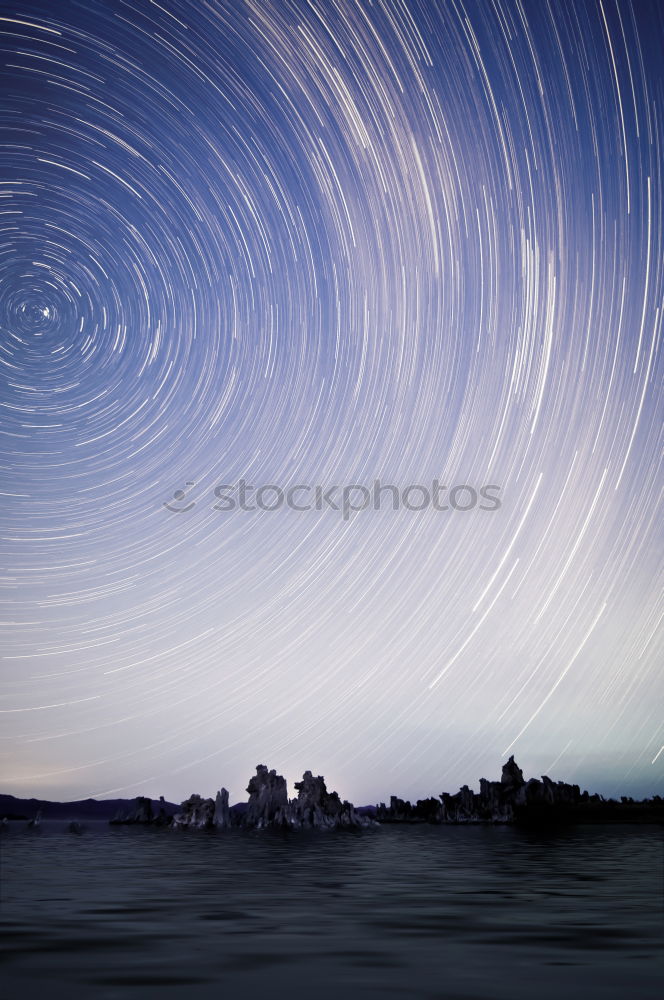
[0,0,662,804]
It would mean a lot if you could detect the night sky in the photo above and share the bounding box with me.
[1,0,662,806]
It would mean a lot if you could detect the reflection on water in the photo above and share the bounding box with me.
[1,823,662,999]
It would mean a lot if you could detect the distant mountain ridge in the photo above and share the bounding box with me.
[0,793,179,822]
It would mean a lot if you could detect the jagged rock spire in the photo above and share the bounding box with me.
[501,755,525,789]
[245,765,290,828]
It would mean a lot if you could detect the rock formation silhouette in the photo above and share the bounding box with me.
[166,765,374,831]
[376,755,663,824]
[171,794,216,829]
[290,770,372,829]
[101,756,662,830]
[214,788,231,828]
[245,765,291,828]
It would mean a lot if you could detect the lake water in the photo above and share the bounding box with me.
[1,822,662,999]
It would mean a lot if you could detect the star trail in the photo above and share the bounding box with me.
[0,0,662,805]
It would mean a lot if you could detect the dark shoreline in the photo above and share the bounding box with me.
[3,756,663,830]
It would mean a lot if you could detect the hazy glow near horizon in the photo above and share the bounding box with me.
[0,0,662,806]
